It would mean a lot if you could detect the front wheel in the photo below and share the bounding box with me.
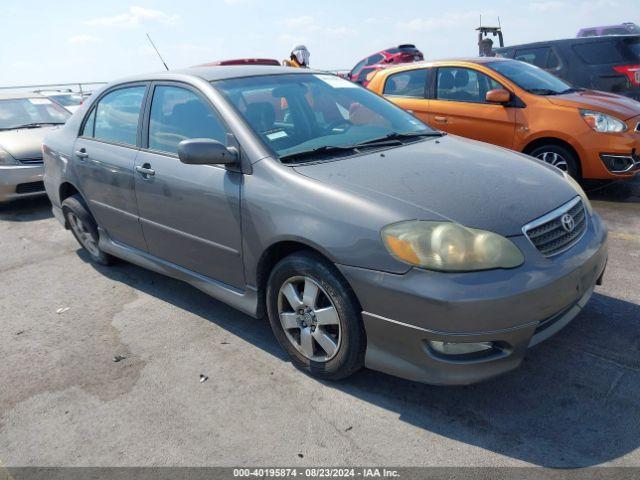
[529,144,580,179]
[266,252,366,381]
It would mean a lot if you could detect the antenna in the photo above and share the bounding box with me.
[146,33,169,71]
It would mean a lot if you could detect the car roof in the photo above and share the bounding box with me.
[0,91,47,100]
[111,65,313,85]
[370,57,513,76]
[496,34,640,51]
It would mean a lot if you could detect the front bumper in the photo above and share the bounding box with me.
[0,164,45,202]
[338,212,608,385]
[578,116,640,179]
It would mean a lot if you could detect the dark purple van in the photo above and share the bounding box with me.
[577,23,640,37]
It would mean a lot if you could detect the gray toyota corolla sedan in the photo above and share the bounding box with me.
[1,92,69,202]
[43,66,607,385]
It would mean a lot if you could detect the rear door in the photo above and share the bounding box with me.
[133,82,244,288]
[73,84,148,250]
[381,68,431,124]
[428,66,516,148]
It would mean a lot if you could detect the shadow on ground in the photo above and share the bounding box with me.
[84,251,640,468]
[0,196,52,222]
[584,175,640,203]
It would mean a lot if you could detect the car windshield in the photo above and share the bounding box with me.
[0,97,70,130]
[48,93,84,107]
[486,60,574,95]
[213,73,436,161]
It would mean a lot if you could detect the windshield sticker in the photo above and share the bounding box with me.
[266,130,288,141]
[315,75,359,89]
[28,98,51,105]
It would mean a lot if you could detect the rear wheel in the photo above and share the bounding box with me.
[266,252,366,381]
[62,195,114,266]
[529,144,580,179]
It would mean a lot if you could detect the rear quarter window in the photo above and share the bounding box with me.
[573,41,625,65]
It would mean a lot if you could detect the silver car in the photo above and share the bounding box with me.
[43,67,608,385]
[0,92,69,202]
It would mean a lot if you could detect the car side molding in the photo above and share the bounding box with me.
[97,228,259,318]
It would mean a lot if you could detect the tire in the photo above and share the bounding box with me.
[266,251,366,381]
[529,144,580,179]
[62,195,114,266]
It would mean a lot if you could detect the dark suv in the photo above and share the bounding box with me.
[496,35,640,100]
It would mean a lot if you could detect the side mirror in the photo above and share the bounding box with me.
[486,89,511,104]
[178,138,238,165]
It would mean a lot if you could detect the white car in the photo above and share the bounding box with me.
[36,90,85,114]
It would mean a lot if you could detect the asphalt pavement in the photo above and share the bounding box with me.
[0,177,639,468]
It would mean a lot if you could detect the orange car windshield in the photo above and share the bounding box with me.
[487,61,574,95]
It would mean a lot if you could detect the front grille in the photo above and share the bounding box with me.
[523,197,587,257]
[18,157,43,165]
[15,181,45,194]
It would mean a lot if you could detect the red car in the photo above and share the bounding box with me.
[348,44,424,85]
[197,58,281,67]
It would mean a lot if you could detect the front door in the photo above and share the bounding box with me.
[133,83,244,288]
[428,66,516,149]
[73,84,148,251]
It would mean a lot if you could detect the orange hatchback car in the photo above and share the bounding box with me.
[367,58,640,179]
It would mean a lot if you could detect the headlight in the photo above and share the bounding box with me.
[382,221,524,272]
[0,147,19,166]
[580,109,627,133]
[562,171,593,215]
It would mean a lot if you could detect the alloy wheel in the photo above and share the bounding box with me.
[536,151,569,171]
[67,212,100,257]
[277,276,342,362]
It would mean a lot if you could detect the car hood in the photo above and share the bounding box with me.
[0,126,60,160]
[546,90,640,120]
[293,135,577,237]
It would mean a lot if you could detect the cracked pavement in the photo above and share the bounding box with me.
[0,177,639,467]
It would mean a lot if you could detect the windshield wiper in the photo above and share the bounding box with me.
[279,144,357,163]
[279,131,444,163]
[3,122,65,130]
[354,131,444,147]
[559,87,584,94]
[526,88,560,96]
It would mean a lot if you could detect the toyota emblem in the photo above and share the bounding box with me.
[561,213,575,233]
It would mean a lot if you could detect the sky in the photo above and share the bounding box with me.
[1,0,638,87]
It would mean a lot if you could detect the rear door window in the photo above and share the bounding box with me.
[91,86,146,146]
[573,41,625,65]
[383,69,429,98]
[514,47,554,68]
[148,85,227,155]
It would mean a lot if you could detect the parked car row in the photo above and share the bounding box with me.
[0,92,70,202]
[40,65,608,385]
[366,57,640,180]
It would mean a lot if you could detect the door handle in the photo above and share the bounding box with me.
[74,148,89,159]
[135,164,155,177]
[434,116,448,124]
